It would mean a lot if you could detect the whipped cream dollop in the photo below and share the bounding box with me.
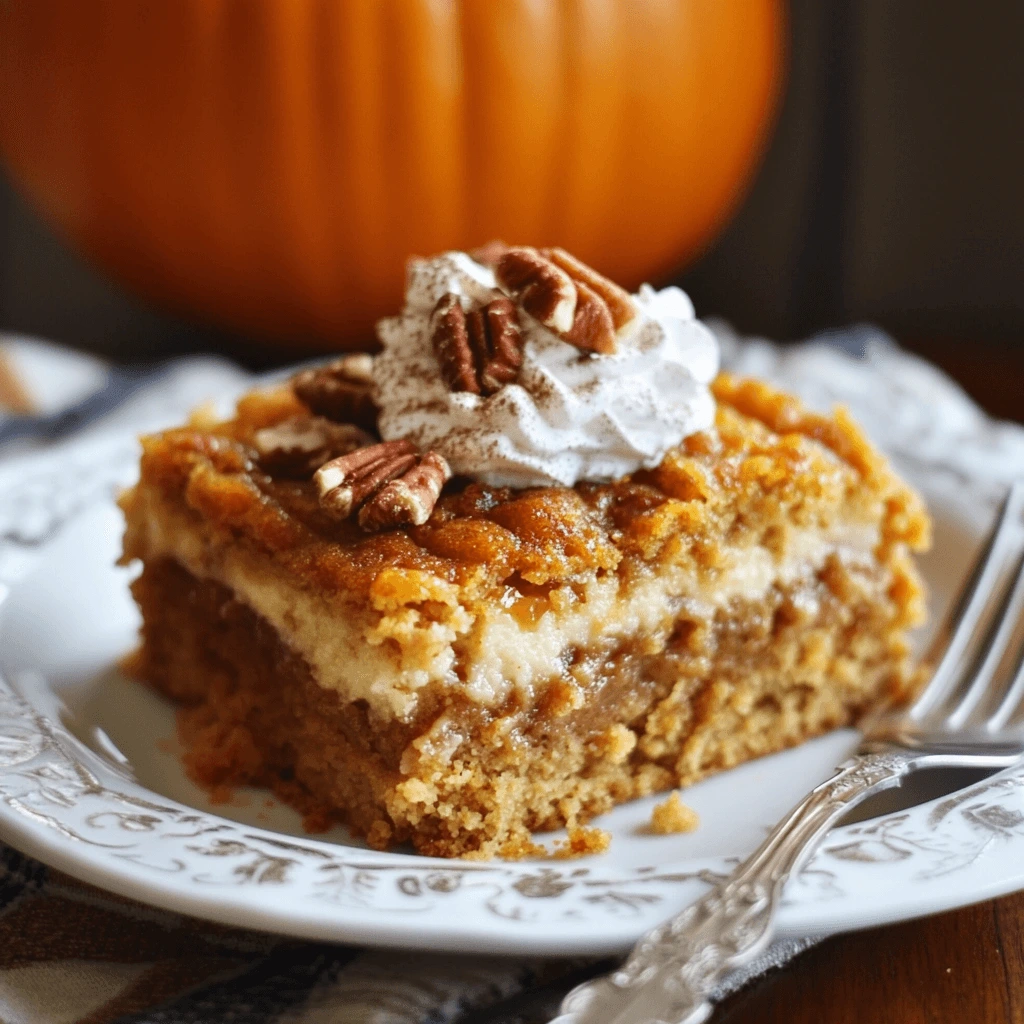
[373,251,719,488]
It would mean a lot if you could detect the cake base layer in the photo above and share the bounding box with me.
[132,555,919,859]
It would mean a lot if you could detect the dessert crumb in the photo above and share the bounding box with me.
[552,826,612,859]
[491,826,611,861]
[649,792,700,835]
[494,835,548,861]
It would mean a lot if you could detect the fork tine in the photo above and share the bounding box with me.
[911,482,1024,720]
[985,628,1024,731]
[945,544,1024,728]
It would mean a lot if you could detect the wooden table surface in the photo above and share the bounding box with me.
[714,338,1024,1024]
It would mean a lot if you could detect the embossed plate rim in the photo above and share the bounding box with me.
[2,334,1024,954]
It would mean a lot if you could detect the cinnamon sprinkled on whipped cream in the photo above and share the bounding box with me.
[373,251,719,488]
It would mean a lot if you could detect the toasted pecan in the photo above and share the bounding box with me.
[253,415,374,477]
[431,294,481,395]
[562,280,616,355]
[292,354,378,431]
[359,450,452,530]
[495,248,577,335]
[315,439,449,530]
[315,440,418,519]
[432,293,524,396]
[542,247,636,335]
[495,246,636,355]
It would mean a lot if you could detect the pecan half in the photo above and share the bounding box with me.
[253,415,374,477]
[469,297,523,394]
[431,294,524,396]
[562,280,615,355]
[358,450,452,531]
[431,293,481,395]
[495,246,637,355]
[315,439,418,520]
[541,247,636,335]
[495,247,577,335]
[292,354,378,431]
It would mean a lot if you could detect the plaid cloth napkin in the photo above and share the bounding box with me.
[6,324,1016,1024]
[0,844,610,1024]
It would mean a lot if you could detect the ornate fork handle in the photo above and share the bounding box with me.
[552,752,914,1024]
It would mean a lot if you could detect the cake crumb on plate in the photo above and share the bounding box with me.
[649,791,700,834]
[552,826,612,859]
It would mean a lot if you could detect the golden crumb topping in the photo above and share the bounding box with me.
[126,374,930,604]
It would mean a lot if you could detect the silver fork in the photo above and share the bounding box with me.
[554,481,1024,1024]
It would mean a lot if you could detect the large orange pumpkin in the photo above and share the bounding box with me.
[0,1,783,349]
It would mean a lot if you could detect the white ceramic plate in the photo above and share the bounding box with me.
[2,334,1024,956]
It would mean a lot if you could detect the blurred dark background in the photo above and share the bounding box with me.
[1,1,1021,418]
